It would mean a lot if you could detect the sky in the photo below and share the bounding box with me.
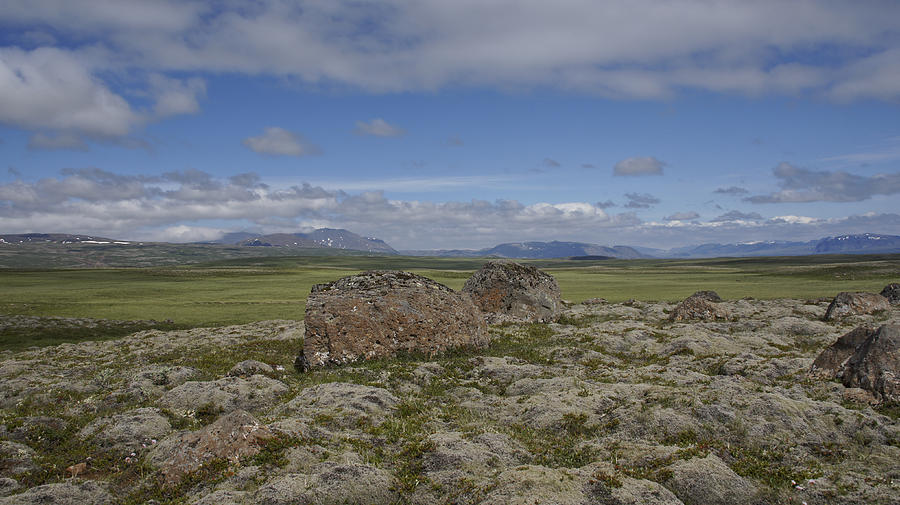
[1,0,899,250]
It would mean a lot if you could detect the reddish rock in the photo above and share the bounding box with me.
[462,261,562,323]
[668,292,728,322]
[299,271,488,369]
[823,292,890,321]
[148,410,272,485]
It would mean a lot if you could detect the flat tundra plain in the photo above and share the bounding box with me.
[1,294,898,504]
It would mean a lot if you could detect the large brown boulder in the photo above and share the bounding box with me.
[823,291,890,321]
[842,324,900,404]
[299,271,488,369]
[808,325,876,379]
[881,283,900,305]
[668,292,728,322]
[462,261,562,323]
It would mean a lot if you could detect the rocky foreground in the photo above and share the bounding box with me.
[1,298,898,504]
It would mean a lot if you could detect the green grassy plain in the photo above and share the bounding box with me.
[1,253,898,349]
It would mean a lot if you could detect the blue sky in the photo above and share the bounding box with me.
[1,1,899,249]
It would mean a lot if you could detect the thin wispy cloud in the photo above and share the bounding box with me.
[354,118,405,137]
[614,157,665,176]
[746,162,900,203]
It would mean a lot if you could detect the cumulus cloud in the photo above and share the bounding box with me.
[595,200,615,209]
[714,186,749,195]
[664,211,700,221]
[354,118,405,137]
[0,47,138,138]
[148,74,206,118]
[0,168,635,248]
[746,162,900,203]
[242,127,321,157]
[614,157,665,176]
[624,193,660,209]
[711,210,764,222]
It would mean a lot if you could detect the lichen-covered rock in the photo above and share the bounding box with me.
[462,260,562,323]
[158,375,288,414]
[126,366,198,400]
[809,325,876,379]
[824,291,891,321]
[254,463,398,505]
[0,441,36,476]
[227,360,274,378]
[689,290,722,302]
[300,271,488,369]
[148,410,273,485]
[668,293,728,321]
[274,382,399,427]
[665,454,757,505]
[882,283,900,304]
[78,407,172,453]
[0,479,112,505]
[842,324,900,404]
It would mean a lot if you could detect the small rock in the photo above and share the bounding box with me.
[158,375,288,414]
[823,292,890,321]
[148,410,273,485]
[275,382,399,427]
[0,441,36,476]
[462,260,563,323]
[0,478,19,497]
[227,360,274,377]
[690,290,723,302]
[881,283,900,304]
[583,297,608,305]
[254,463,398,505]
[79,407,172,453]
[301,271,488,369]
[668,293,728,321]
[665,454,757,505]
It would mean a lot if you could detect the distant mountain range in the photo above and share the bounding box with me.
[402,241,648,259]
[0,233,132,245]
[663,233,900,258]
[3,231,899,259]
[212,228,397,254]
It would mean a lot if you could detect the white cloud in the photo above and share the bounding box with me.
[0,47,138,137]
[242,127,321,157]
[148,74,206,118]
[2,168,898,249]
[7,1,897,100]
[614,157,665,176]
[354,118,405,137]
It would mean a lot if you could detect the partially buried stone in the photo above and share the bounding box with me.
[299,271,488,369]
